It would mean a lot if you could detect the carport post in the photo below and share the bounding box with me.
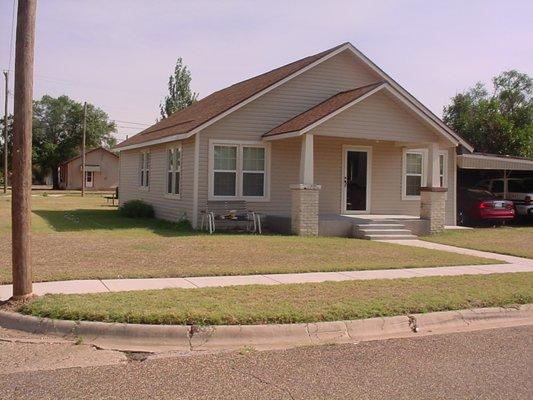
[503,169,508,199]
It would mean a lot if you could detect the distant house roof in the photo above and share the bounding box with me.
[60,147,118,167]
[115,43,348,150]
[263,82,385,138]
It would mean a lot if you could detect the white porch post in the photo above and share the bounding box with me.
[300,133,314,185]
[290,134,321,236]
[420,142,447,234]
[426,142,440,188]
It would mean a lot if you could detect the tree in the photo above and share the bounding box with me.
[160,57,198,119]
[443,70,532,158]
[32,95,116,189]
[0,114,13,185]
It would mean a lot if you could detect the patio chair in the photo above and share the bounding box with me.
[200,200,262,234]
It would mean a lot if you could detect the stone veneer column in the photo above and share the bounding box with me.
[420,187,447,234]
[290,184,321,236]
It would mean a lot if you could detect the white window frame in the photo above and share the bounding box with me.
[164,144,182,198]
[402,148,448,200]
[139,150,150,190]
[208,139,270,201]
[439,151,448,189]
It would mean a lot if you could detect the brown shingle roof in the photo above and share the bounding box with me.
[115,43,349,149]
[263,82,386,137]
[60,146,118,166]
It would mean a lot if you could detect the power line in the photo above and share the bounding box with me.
[114,119,151,126]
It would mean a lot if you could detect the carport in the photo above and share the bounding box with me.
[457,153,533,199]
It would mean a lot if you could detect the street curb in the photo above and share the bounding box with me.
[1,305,532,353]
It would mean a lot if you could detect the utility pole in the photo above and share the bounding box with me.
[11,0,37,300]
[2,70,8,194]
[81,101,86,197]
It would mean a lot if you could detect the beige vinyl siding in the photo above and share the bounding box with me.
[310,90,440,143]
[65,149,119,190]
[196,49,381,220]
[118,137,195,222]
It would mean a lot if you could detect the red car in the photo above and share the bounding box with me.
[457,188,515,226]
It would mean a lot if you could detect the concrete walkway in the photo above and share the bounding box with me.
[1,241,532,300]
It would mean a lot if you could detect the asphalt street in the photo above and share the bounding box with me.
[0,325,531,399]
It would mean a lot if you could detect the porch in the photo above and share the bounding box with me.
[261,132,450,238]
[259,82,458,237]
[266,213,425,239]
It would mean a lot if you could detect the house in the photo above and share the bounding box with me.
[59,147,119,190]
[114,42,475,237]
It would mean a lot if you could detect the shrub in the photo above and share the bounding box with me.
[118,200,154,218]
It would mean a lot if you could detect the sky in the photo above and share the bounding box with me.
[1,0,532,143]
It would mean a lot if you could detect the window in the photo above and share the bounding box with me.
[166,147,181,195]
[439,153,447,188]
[210,141,269,200]
[140,151,150,188]
[242,147,265,196]
[405,152,424,197]
[213,145,237,196]
[402,149,448,199]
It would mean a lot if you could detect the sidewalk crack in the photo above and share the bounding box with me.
[99,279,112,292]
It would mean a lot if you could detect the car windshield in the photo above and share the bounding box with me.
[465,188,497,200]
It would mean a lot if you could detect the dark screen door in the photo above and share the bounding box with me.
[345,151,367,211]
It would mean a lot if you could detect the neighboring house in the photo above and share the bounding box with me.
[115,42,475,237]
[59,147,119,190]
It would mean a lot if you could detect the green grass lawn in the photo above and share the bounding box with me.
[423,227,533,259]
[0,191,499,284]
[19,273,533,325]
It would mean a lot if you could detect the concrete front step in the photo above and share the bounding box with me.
[358,228,413,235]
[357,223,405,228]
[352,219,418,240]
[362,234,418,240]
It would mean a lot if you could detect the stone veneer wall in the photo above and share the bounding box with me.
[290,184,321,236]
[420,187,447,234]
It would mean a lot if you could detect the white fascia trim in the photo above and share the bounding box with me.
[115,133,191,152]
[117,44,353,152]
[343,43,473,152]
[262,130,301,141]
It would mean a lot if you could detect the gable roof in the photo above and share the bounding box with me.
[263,81,386,138]
[115,43,348,150]
[60,146,118,167]
[115,42,473,152]
[263,81,462,146]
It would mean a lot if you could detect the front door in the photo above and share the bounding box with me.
[85,171,94,188]
[343,147,371,213]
